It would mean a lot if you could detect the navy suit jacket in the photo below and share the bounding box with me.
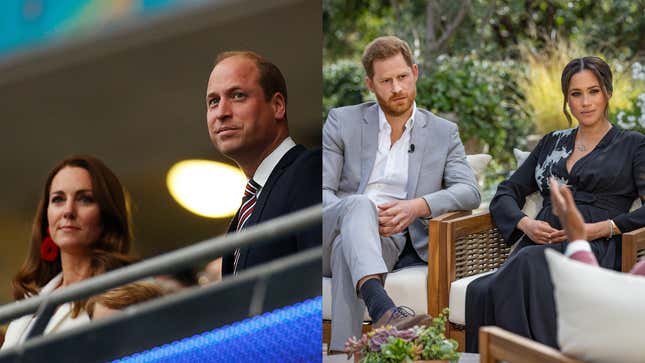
[222,145,322,274]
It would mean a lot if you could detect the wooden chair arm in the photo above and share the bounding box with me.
[622,226,645,272]
[426,211,471,317]
[479,326,584,363]
[430,210,473,222]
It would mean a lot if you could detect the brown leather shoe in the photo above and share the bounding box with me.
[373,306,432,330]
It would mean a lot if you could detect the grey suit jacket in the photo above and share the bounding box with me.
[323,101,480,261]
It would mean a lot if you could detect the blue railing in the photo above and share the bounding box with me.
[112,297,322,363]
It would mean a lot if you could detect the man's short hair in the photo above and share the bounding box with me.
[213,51,288,107]
[86,281,163,318]
[361,36,414,79]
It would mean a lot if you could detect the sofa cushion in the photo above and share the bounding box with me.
[513,148,542,218]
[322,265,427,321]
[466,154,492,186]
[448,270,496,325]
[545,249,645,363]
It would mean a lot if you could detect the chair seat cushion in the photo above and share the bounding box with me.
[322,265,428,321]
[448,270,496,325]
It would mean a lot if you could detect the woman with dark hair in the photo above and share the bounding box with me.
[465,57,645,352]
[1,155,135,349]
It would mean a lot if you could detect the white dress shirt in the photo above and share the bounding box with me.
[364,103,416,206]
[251,136,296,197]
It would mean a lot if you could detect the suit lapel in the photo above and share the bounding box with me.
[227,208,240,233]
[358,104,379,193]
[406,113,429,198]
[237,145,305,268]
[247,145,304,227]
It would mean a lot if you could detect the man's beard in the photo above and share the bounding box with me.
[376,91,415,118]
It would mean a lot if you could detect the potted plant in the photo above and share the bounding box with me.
[345,309,460,363]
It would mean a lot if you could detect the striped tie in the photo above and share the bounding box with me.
[233,179,261,274]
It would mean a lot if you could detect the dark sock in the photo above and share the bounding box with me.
[360,278,395,322]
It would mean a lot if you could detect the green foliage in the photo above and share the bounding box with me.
[371,337,417,363]
[416,55,533,167]
[417,309,460,361]
[561,0,644,61]
[613,93,645,132]
[322,60,368,121]
[613,62,645,132]
[323,0,399,61]
[323,0,645,64]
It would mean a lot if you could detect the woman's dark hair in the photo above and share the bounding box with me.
[12,155,135,317]
[561,56,613,126]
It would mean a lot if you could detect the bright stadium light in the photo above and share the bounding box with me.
[166,160,246,218]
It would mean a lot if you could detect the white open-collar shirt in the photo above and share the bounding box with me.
[251,136,296,197]
[364,103,417,207]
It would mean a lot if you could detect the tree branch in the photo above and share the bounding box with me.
[433,0,471,52]
[426,0,437,45]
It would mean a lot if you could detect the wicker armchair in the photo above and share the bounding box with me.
[427,210,645,351]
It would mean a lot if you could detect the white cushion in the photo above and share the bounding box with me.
[630,198,642,211]
[513,148,530,166]
[466,154,492,187]
[448,270,496,325]
[545,249,645,363]
[322,266,427,321]
[383,266,428,316]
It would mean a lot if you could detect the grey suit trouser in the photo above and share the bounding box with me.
[323,195,406,351]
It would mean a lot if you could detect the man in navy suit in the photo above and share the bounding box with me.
[205,51,321,276]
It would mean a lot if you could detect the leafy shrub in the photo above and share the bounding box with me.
[322,60,368,121]
[416,54,533,168]
[613,62,645,132]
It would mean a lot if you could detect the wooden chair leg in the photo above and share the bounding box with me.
[448,323,466,352]
[323,320,332,353]
[478,326,494,363]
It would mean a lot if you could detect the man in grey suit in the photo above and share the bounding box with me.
[323,35,481,351]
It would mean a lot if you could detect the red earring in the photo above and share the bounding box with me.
[40,232,59,262]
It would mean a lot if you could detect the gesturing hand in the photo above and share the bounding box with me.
[377,198,429,237]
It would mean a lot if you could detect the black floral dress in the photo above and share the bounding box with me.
[465,126,645,352]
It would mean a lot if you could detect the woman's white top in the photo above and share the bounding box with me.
[1,273,90,350]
